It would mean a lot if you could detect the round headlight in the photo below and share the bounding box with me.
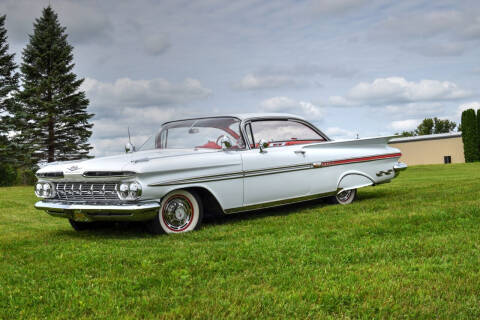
[35,183,44,197]
[118,183,130,199]
[129,182,142,199]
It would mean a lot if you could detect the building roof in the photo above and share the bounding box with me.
[389,132,462,143]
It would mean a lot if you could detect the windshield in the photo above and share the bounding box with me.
[138,117,245,150]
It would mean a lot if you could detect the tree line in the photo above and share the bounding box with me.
[0,7,93,186]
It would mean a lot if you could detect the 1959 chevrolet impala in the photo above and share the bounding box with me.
[34,113,407,234]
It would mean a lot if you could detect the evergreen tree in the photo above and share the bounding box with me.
[0,14,20,163]
[17,6,93,164]
[477,109,480,155]
[460,109,479,162]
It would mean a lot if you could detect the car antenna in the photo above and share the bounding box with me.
[127,127,136,152]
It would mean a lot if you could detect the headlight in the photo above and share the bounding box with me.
[35,182,55,198]
[117,182,142,200]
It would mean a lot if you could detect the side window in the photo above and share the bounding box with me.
[249,120,325,147]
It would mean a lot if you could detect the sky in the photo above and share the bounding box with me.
[2,0,480,156]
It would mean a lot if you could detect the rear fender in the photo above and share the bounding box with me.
[337,171,375,193]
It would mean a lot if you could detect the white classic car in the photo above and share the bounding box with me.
[34,113,407,234]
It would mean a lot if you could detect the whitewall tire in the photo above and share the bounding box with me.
[147,189,203,234]
[332,189,357,205]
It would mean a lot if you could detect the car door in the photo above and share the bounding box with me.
[241,119,316,206]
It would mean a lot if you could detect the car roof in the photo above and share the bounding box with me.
[162,113,305,125]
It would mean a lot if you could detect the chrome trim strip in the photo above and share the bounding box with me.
[149,153,400,187]
[149,163,313,186]
[82,171,136,178]
[224,191,337,214]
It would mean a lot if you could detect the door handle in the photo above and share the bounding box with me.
[294,150,306,155]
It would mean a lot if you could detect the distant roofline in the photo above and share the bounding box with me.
[389,132,461,144]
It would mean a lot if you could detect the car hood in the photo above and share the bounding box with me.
[36,149,219,176]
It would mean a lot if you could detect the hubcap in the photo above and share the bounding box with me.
[337,190,353,202]
[162,196,193,231]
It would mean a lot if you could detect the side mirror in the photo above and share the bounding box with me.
[258,139,269,153]
[218,135,233,150]
[125,142,135,153]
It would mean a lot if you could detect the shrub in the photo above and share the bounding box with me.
[0,163,17,186]
[461,109,480,162]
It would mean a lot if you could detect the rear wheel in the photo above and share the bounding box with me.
[68,219,93,231]
[331,189,357,205]
[147,189,203,234]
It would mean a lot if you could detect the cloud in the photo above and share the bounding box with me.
[259,97,323,120]
[457,101,480,117]
[0,0,113,44]
[143,34,171,56]
[390,119,421,131]
[82,77,211,113]
[82,76,211,156]
[325,127,356,140]
[310,0,370,16]
[329,77,471,107]
[370,9,480,56]
[233,74,301,90]
[234,64,357,91]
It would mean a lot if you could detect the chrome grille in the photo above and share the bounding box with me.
[54,182,120,202]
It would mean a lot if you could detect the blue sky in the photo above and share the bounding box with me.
[2,0,480,155]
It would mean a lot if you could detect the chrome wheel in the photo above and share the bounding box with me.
[334,188,357,205]
[337,190,353,202]
[162,195,194,232]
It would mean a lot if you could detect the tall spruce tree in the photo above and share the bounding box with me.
[460,109,479,162]
[0,15,20,167]
[17,6,93,164]
[477,109,480,155]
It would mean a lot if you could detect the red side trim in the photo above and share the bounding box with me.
[321,153,402,167]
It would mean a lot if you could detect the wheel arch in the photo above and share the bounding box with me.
[179,186,225,217]
[337,170,375,192]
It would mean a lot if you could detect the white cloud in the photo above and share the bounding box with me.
[390,119,421,131]
[457,101,480,117]
[234,74,301,90]
[330,77,471,107]
[82,77,211,111]
[259,97,323,119]
[1,0,113,44]
[325,127,356,140]
[143,34,171,56]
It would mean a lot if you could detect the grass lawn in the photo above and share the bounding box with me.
[1,163,480,319]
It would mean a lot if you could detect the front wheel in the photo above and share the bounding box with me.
[147,189,203,234]
[331,189,357,205]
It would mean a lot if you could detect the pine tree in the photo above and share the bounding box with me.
[0,14,20,167]
[461,109,479,162]
[477,109,480,155]
[17,6,93,164]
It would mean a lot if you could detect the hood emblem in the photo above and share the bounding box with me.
[67,165,81,172]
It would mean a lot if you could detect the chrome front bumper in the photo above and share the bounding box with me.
[34,201,160,222]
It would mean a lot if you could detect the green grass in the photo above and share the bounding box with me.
[1,163,480,319]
